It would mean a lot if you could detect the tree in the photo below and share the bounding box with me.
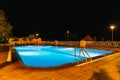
[0,10,13,43]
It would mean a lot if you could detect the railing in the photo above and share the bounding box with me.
[8,38,120,48]
[86,41,120,48]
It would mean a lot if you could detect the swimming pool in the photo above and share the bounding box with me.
[14,45,114,67]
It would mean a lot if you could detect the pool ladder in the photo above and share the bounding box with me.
[74,48,92,63]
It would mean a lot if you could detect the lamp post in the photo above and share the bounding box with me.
[35,33,39,45]
[110,25,115,41]
[67,30,69,41]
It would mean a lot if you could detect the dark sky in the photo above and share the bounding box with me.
[1,0,120,41]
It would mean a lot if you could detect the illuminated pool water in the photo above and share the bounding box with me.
[14,45,114,67]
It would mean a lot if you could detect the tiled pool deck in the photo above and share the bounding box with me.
[0,46,120,80]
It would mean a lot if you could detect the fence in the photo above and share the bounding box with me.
[86,41,120,48]
[8,38,120,48]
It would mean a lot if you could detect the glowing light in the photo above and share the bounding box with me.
[110,25,115,30]
[36,33,39,37]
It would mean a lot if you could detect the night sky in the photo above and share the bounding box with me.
[1,1,120,41]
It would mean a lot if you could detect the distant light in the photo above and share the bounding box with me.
[67,30,69,33]
[36,33,39,37]
[110,25,115,30]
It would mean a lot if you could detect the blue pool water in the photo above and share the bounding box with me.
[14,45,114,67]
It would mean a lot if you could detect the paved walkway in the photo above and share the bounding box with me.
[0,46,120,80]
